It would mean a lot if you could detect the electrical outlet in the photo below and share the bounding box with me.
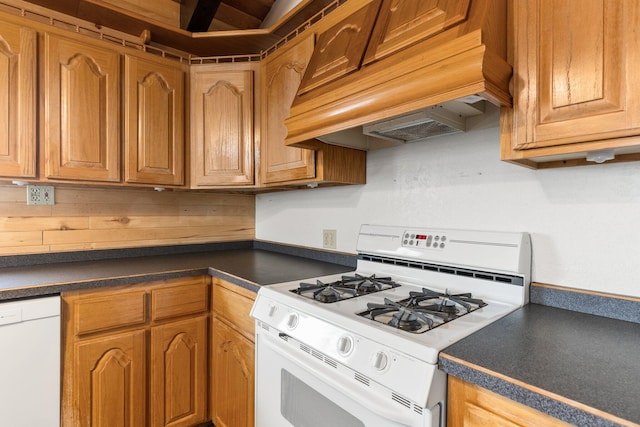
[27,185,55,205]
[323,229,337,249]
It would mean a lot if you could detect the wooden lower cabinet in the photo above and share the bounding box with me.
[62,276,210,427]
[212,317,255,427]
[447,375,571,427]
[73,330,147,427]
[151,316,208,427]
[211,278,256,427]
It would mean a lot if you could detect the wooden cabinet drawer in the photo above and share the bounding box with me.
[71,289,147,336]
[213,279,255,339]
[151,276,210,321]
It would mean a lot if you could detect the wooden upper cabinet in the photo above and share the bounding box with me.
[502,0,640,167]
[364,0,471,64]
[261,34,316,185]
[43,33,121,182]
[190,63,256,187]
[0,19,36,178]
[124,54,185,186]
[297,0,382,95]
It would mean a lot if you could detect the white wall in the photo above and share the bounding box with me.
[256,108,640,298]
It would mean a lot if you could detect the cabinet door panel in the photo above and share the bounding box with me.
[261,35,316,184]
[507,0,640,155]
[0,21,36,178]
[151,316,208,427]
[212,318,254,427]
[298,0,382,94]
[125,54,185,186]
[364,0,471,64]
[43,34,120,182]
[191,66,254,186]
[74,330,146,427]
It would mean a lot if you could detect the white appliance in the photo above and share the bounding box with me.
[0,296,61,426]
[251,224,531,427]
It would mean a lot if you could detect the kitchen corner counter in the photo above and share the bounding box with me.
[0,242,356,300]
[439,303,640,427]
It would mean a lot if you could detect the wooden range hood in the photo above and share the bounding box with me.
[285,0,512,150]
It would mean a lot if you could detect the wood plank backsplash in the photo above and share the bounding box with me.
[0,184,255,255]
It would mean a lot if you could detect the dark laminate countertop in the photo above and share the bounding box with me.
[440,303,640,427]
[0,244,355,300]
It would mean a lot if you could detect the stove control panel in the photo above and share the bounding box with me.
[402,231,447,249]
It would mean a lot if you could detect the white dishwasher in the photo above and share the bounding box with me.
[0,296,61,426]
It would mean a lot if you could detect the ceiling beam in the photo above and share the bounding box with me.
[186,0,221,32]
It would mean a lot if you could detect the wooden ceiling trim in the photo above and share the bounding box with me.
[14,0,342,56]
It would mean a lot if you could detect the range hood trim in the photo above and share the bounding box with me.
[284,0,512,150]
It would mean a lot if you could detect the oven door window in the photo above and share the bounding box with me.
[255,330,430,427]
[281,369,364,427]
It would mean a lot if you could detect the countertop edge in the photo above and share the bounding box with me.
[439,353,637,427]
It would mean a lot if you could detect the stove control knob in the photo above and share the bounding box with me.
[286,312,299,330]
[267,304,278,317]
[337,335,354,356]
[372,351,389,372]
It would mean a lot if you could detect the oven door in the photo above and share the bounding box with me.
[255,326,439,427]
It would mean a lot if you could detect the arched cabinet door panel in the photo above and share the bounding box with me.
[0,19,36,178]
[43,33,121,182]
[124,54,185,186]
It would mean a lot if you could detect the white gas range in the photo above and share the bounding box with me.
[251,224,531,427]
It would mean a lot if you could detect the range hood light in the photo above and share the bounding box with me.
[363,105,467,143]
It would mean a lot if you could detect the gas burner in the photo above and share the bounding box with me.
[291,274,401,303]
[409,288,488,314]
[290,279,358,303]
[357,288,488,333]
[340,274,400,293]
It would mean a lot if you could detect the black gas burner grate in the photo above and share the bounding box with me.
[358,287,487,333]
[290,274,400,303]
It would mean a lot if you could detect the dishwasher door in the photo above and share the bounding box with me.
[0,296,61,426]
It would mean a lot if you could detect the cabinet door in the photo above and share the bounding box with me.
[297,0,382,94]
[191,65,254,187]
[363,0,471,64]
[0,20,36,178]
[261,34,316,184]
[72,330,146,427]
[212,318,255,427]
[151,316,208,427]
[124,54,185,186]
[504,0,640,162]
[43,33,121,182]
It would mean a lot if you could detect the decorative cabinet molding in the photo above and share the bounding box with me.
[124,54,185,186]
[42,33,121,182]
[0,18,37,178]
[501,0,640,168]
[190,63,256,188]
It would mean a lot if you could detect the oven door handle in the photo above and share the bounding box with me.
[259,331,416,426]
